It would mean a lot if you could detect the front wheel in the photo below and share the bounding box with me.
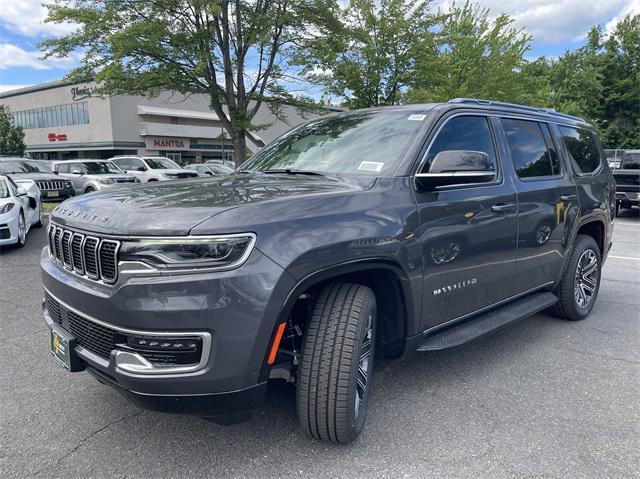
[16,211,27,248]
[551,234,601,320]
[297,283,376,444]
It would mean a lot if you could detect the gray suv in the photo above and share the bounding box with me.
[53,160,139,194]
[41,99,615,444]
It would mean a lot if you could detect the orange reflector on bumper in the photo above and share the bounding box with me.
[267,322,287,365]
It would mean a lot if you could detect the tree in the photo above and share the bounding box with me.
[0,105,26,157]
[41,0,338,165]
[298,0,435,109]
[406,1,532,104]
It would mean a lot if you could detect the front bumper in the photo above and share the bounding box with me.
[41,245,295,415]
[41,186,75,202]
[616,191,640,206]
[0,211,19,246]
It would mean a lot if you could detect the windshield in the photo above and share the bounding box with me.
[144,157,180,169]
[0,160,51,174]
[83,162,123,174]
[242,110,429,176]
[621,152,640,169]
[209,164,233,174]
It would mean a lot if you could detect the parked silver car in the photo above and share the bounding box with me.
[52,159,139,194]
[185,163,234,176]
[110,156,198,182]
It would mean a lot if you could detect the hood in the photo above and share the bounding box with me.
[50,173,374,236]
[158,169,198,176]
[7,172,62,182]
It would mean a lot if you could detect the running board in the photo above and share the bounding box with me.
[417,292,558,351]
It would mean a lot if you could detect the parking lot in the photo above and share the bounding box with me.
[0,210,638,478]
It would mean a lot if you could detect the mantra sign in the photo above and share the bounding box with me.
[144,137,190,150]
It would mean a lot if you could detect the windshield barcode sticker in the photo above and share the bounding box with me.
[358,161,384,173]
[408,114,426,121]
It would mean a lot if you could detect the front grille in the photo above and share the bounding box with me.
[48,224,120,284]
[44,293,204,366]
[67,310,117,359]
[37,180,67,191]
[45,293,62,324]
[115,178,135,183]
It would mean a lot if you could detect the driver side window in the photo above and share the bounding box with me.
[423,116,497,176]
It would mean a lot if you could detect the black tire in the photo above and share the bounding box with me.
[297,283,376,444]
[15,211,26,248]
[551,234,601,321]
[34,199,44,227]
[85,186,95,193]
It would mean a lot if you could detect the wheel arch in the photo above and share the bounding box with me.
[276,259,414,360]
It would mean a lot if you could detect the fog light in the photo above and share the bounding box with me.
[127,335,200,351]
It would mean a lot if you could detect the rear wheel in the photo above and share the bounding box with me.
[551,234,601,320]
[297,283,376,444]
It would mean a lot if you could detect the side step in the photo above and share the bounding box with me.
[417,291,558,351]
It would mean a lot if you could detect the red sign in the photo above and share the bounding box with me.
[48,133,68,142]
[153,138,186,148]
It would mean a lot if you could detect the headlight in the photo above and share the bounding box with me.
[119,234,256,270]
[100,178,116,184]
[0,203,15,214]
[65,181,73,187]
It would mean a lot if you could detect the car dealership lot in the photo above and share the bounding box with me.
[1,211,638,478]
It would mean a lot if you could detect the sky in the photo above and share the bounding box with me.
[0,0,639,96]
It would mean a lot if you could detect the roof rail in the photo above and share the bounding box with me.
[447,98,585,123]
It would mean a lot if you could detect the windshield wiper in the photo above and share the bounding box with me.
[262,169,326,176]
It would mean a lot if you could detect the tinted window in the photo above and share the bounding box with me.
[540,124,562,175]
[145,157,180,169]
[559,126,602,174]
[502,119,557,178]
[243,110,428,176]
[57,163,70,173]
[116,158,132,170]
[621,152,640,169]
[424,116,497,173]
[83,162,122,174]
[130,159,145,170]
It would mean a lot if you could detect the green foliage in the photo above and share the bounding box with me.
[296,0,435,108]
[40,0,338,165]
[0,106,26,157]
[408,1,531,104]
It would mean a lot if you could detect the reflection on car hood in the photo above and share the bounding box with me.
[5,172,62,182]
[50,173,374,236]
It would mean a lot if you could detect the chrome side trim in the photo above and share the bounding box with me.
[43,287,212,377]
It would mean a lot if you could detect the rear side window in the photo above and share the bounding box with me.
[424,116,497,174]
[558,126,602,174]
[502,119,560,179]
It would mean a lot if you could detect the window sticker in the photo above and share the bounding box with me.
[408,114,426,121]
[358,161,384,173]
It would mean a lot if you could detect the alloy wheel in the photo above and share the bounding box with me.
[574,249,598,308]
[18,214,26,244]
[355,313,373,417]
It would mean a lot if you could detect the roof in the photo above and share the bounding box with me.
[0,80,75,99]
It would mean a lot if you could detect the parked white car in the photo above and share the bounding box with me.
[109,156,198,182]
[0,175,43,248]
[52,159,139,195]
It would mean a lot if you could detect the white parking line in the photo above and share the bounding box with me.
[609,255,640,261]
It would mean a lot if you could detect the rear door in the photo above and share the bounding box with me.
[496,118,579,293]
[414,114,518,330]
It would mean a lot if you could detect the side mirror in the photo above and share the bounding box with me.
[137,166,147,172]
[416,150,495,189]
[71,169,83,175]
[16,187,27,196]
[205,171,213,176]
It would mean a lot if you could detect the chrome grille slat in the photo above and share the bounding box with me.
[48,225,119,284]
[37,180,66,191]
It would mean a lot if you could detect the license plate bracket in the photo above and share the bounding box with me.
[50,326,85,372]
[46,191,60,198]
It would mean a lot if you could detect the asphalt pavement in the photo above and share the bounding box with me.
[1,209,638,478]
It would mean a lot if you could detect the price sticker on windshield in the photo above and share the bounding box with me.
[408,114,426,121]
[358,161,384,173]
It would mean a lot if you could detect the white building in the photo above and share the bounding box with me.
[0,80,338,164]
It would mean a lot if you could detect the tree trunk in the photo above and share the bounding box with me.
[232,129,248,167]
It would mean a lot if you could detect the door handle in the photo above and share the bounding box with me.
[491,203,516,213]
[560,194,577,201]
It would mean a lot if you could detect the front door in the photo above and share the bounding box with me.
[414,114,518,331]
